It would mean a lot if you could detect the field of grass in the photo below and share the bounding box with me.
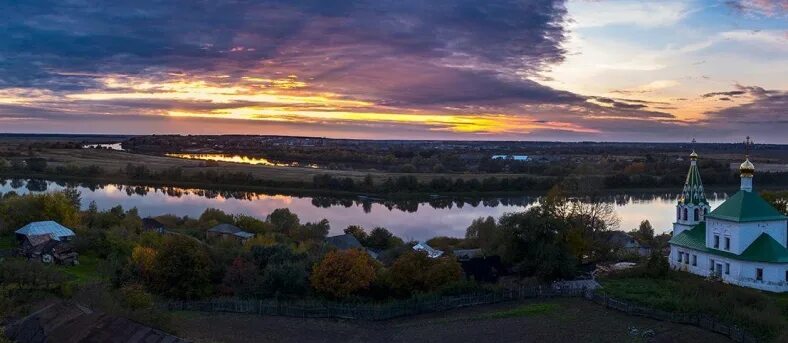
[13,148,549,185]
[0,235,14,250]
[171,298,729,342]
[600,271,788,341]
[61,254,103,284]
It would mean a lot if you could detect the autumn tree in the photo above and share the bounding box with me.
[310,249,376,299]
[130,246,157,283]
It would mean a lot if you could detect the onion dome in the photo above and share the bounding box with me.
[740,158,755,177]
[689,150,698,161]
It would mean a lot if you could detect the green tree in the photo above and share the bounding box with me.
[761,191,787,215]
[344,225,368,244]
[389,251,462,296]
[267,208,300,233]
[366,227,404,250]
[464,216,497,252]
[494,208,576,280]
[199,208,234,225]
[151,236,213,299]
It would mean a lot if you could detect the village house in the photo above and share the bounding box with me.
[324,233,379,259]
[669,149,788,292]
[141,217,166,234]
[207,223,255,243]
[15,221,79,265]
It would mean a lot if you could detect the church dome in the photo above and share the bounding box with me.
[740,158,755,177]
[689,150,698,160]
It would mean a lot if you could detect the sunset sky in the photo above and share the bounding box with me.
[1,0,786,143]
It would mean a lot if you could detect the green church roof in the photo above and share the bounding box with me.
[679,160,708,206]
[669,222,788,263]
[707,190,787,222]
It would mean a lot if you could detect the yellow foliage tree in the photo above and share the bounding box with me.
[130,246,157,281]
[310,249,376,299]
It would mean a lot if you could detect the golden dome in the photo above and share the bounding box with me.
[739,158,755,176]
[689,150,698,160]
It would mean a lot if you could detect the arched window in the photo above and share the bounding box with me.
[694,208,699,221]
[677,207,681,220]
[682,208,688,221]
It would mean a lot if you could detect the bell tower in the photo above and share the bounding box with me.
[673,144,710,236]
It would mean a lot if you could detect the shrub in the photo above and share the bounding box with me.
[389,251,463,296]
[310,249,376,299]
[150,236,213,299]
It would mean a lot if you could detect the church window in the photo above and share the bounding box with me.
[692,255,697,266]
[682,208,687,221]
[677,252,683,262]
[676,208,680,221]
[709,259,714,271]
[693,208,699,221]
[713,235,720,249]
[725,263,730,275]
[724,237,730,250]
[785,270,787,282]
[756,268,763,281]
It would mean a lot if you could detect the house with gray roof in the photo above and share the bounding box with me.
[15,221,75,242]
[207,223,255,243]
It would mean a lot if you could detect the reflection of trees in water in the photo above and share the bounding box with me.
[26,179,48,192]
[10,179,24,189]
[1,178,731,215]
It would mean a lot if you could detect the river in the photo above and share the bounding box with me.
[0,179,727,241]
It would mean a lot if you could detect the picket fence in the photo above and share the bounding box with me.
[164,286,758,342]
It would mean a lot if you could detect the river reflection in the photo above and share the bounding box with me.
[0,179,727,241]
[165,153,319,168]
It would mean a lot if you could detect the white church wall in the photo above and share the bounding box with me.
[669,245,788,293]
[706,219,787,255]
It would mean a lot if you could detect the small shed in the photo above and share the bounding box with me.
[15,221,75,242]
[207,223,255,243]
[325,234,380,260]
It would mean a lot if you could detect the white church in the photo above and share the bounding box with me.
[669,151,788,293]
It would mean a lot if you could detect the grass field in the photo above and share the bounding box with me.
[61,254,103,285]
[171,297,729,342]
[18,148,551,185]
[600,271,788,341]
[0,235,14,250]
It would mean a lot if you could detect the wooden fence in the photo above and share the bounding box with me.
[163,286,585,321]
[164,286,758,342]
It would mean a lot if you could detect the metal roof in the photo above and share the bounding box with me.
[669,222,788,263]
[707,190,787,222]
[15,221,75,240]
[679,159,708,206]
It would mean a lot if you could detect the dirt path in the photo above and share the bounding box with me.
[172,298,729,343]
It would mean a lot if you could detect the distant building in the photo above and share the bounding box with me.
[207,223,255,243]
[491,155,529,161]
[413,242,443,258]
[453,248,482,262]
[669,150,788,292]
[605,231,651,257]
[142,217,166,234]
[324,233,379,259]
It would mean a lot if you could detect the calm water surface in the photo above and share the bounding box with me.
[0,179,727,241]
